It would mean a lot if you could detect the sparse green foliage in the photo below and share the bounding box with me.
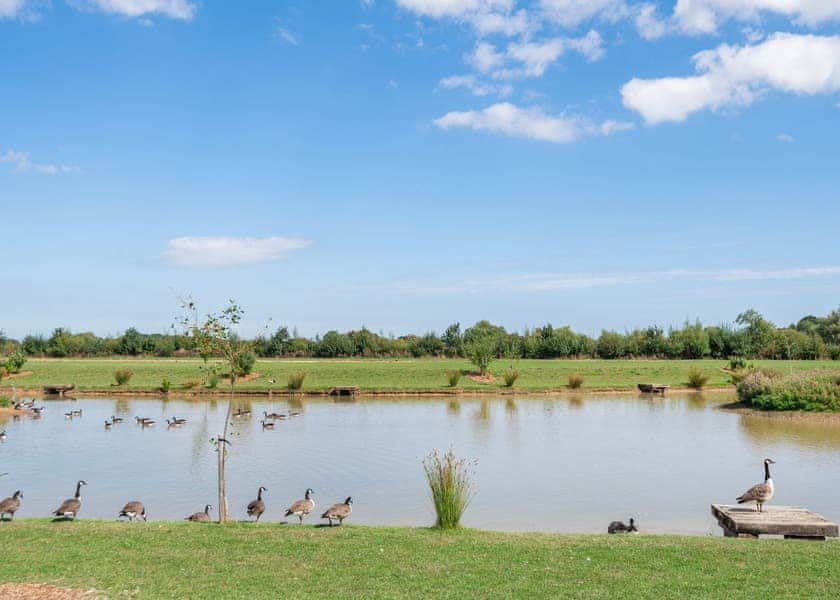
[113,368,134,386]
[445,369,462,387]
[687,367,709,389]
[465,339,494,376]
[235,351,256,377]
[287,370,307,390]
[568,372,585,389]
[206,372,221,389]
[503,367,520,387]
[423,448,474,529]
[737,369,840,411]
[728,356,747,370]
[4,350,27,374]
[160,378,171,393]
[0,396,10,408]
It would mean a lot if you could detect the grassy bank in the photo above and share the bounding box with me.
[0,521,837,598]
[1,358,838,395]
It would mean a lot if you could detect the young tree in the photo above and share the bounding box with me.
[179,298,256,522]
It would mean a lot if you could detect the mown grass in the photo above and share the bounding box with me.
[0,521,837,599]
[1,358,837,394]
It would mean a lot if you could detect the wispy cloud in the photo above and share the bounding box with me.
[76,0,197,20]
[776,132,795,143]
[389,266,840,294]
[165,236,312,268]
[0,149,79,175]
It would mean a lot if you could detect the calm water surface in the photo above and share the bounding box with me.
[1,393,838,534]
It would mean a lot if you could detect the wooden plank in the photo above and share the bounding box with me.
[711,504,838,538]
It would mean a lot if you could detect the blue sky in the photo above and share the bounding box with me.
[1,0,839,339]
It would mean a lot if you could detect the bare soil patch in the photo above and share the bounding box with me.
[467,371,497,384]
[1,370,33,380]
[221,372,261,383]
[0,583,99,599]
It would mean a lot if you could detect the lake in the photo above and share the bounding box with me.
[1,393,838,534]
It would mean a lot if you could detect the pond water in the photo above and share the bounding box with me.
[1,393,838,535]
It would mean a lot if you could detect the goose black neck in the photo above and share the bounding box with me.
[75,482,82,498]
[257,488,263,500]
[764,461,771,481]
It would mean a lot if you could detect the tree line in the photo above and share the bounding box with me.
[2,308,839,361]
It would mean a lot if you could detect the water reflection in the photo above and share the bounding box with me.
[0,392,838,535]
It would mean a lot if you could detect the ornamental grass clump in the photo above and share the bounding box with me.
[568,372,584,389]
[445,369,462,388]
[287,370,308,390]
[423,448,474,529]
[503,367,520,387]
[113,368,134,386]
[686,367,709,389]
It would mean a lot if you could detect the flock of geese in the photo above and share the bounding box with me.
[0,481,354,527]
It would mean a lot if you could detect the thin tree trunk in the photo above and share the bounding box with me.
[217,389,233,523]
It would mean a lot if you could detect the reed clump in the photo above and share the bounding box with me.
[423,448,474,529]
[287,370,308,390]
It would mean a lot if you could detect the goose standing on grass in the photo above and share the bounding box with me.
[0,490,23,520]
[737,458,776,512]
[118,501,147,522]
[321,497,352,527]
[285,489,315,524]
[247,487,267,521]
[53,480,86,520]
[608,518,638,534]
[186,504,213,522]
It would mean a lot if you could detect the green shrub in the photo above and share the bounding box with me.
[728,356,747,370]
[234,351,257,377]
[423,448,474,529]
[502,367,520,387]
[4,350,27,374]
[113,368,134,386]
[0,396,10,408]
[206,373,221,389]
[445,369,462,387]
[287,370,307,390]
[735,369,840,411]
[160,378,172,393]
[687,367,709,389]
[465,339,494,375]
[568,372,585,389]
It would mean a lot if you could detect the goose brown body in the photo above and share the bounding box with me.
[119,500,147,522]
[0,491,23,520]
[737,458,776,512]
[321,497,352,526]
[186,504,213,522]
[247,487,267,521]
[53,480,86,519]
[285,488,315,524]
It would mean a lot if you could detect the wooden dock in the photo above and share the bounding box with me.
[637,383,669,394]
[711,504,839,540]
[42,384,75,397]
[329,386,360,397]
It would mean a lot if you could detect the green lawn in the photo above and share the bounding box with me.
[0,522,837,599]
[2,358,838,394]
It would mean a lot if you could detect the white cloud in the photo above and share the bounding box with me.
[164,236,312,268]
[672,0,840,35]
[635,3,668,39]
[276,27,301,45]
[433,102,633,143]
[0,150,78,175]
[438,74,512,96]
[0,0,27,19]
[396,0,513,19]
[78,0,197,20]
[468,41,505,72]
[776,132,795,143]
[539,0,630,28]
[621,33,840,124]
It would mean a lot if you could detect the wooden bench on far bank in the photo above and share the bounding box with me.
[42,384,75,397]
[711,504,839,540]
[637,383,669,394]
[329,386,360,397]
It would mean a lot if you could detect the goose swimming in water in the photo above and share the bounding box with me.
[737,458,776,512]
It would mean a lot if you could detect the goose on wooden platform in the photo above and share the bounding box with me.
[53,480,86,520]
[736,458,776,512]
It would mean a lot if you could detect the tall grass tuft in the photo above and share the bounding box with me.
[445,369,462,387]
[423,448,474,529]
[114,368,134,386]
[503,367,520,387]
[160,378,172,393]
[686,367,709,389]
[287,370,308,390]
[568,372,585,389]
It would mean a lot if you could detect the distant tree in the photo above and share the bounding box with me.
[735,310,775,358]
[119,327,145,356]
[465,338,494,375]
[596,331,626,359]
[441,323,464,358]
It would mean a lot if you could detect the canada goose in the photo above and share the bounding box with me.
[166,419,181,427]
[71,409,83,417]
[285,488,315,524]
[0,490,23,520]
[64,412,74,419]
[186,504,213,522]
[118,500,147,522]
[267,378,276,385]
[53,480,86,519]
[111,416,123,423]
[289,411,301,417]
[261,420,275,430]
[608,518,638,534]
[321,497,352,527]
[0,431,6,441]
[31,406,44,414]
[247,486,267,521]
[263,411,284,420]
[104,420,113,429]
[171,416,187,425]
[737,458,776,512]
